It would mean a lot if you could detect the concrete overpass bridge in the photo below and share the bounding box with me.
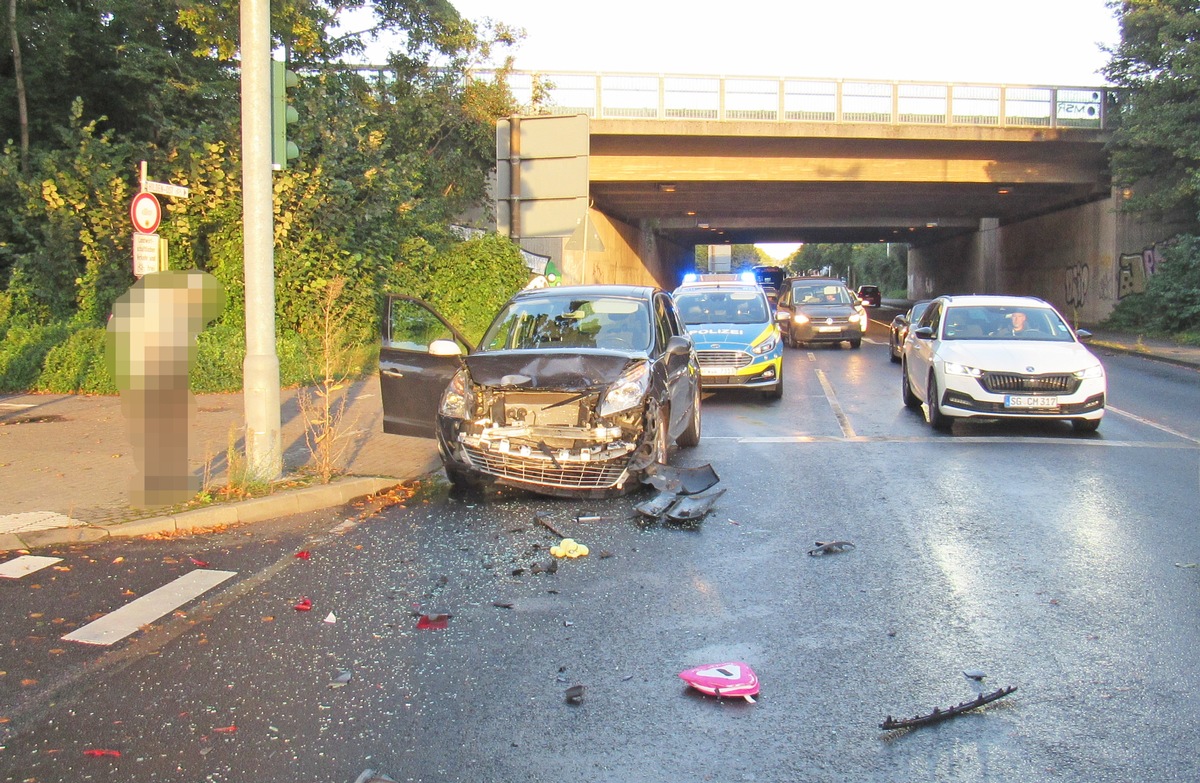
[490,71,1167,323]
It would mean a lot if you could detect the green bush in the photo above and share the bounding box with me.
[0,321,70,392]
[190,321,355,393]
[37,326,116,394]
[1103,235,1200,334]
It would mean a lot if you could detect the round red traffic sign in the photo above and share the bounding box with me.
[130,191,161,234]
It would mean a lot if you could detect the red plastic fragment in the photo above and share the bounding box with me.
[294,598,313,611]
[189,557,209,568]
[212,725,237,733]
[416,614,450,630]
[295,550,311,560]
[83,749,121,757]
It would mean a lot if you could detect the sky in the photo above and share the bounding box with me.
[445,0,1121,86]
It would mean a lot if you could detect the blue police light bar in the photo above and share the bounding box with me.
[682,272,698,283]
[739,271,756,283]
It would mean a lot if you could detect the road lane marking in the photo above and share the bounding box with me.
[816,370,857,438]
[1107,405,1200,445]
[0,555,63,579]
[62,569,237,646]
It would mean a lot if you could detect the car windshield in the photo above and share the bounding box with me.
[674,290,768,325]
[941,305,1075,342]
[792,284,853,305]
[479,295,652,352]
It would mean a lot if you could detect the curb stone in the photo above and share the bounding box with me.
[0,476,403,552]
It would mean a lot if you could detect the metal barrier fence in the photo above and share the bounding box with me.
[480,71,1113,129]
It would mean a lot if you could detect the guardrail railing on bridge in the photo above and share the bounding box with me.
[481,70,1113,129]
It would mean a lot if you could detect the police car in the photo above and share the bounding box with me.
[673,273,784,400]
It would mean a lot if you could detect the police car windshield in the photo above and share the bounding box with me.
[675,291,768,325]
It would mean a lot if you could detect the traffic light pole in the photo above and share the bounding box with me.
[239,0,282,481]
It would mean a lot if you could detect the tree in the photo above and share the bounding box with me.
[1103,0,1200,226]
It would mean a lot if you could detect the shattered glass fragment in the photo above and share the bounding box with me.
[330,670,353,688]
[353,770,398,783]
[417,614,450,630]
[807,540,856,556]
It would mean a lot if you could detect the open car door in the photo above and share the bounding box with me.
[379,295,475,438]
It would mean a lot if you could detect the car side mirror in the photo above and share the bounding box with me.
[913,326,935,339]
[774,310,789,322]
[666,334,692,356]
[429,338,463,357]
[1075,329,1093,340]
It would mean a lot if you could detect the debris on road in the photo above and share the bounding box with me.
[83,749,122,757]
[564,684,585,704]
[189,556,210,568]
[678,661,760,703]
[574,514,612,523]
[330,670,353,688]
[635,490,678,519]
[880,685,1017,730]
[642,463,720,495]
[550,538,589,558]
[293,597,313,611]
[353,770,397,783]
[295,550,311,560]
[533,511,568,539]
[963,669,986,681]
[492,601,514,609]
[1175,562,1198,568]
[416,613,450,630]
[664,488,726,522]
[530,558,558,575]
[807,540,856,556]
[324,612,337,624]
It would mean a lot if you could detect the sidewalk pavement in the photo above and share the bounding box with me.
[2,330,1197,553]
[0,377,440,552]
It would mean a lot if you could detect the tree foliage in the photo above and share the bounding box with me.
[0,0,527,391]
[787,243,907,293]
[1103,0,1200,225]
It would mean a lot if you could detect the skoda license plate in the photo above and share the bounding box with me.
[1005,395,1058,409]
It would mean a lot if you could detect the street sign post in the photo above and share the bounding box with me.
[132,232,160,276]
[143,180,190,199]
[130,191,162,234]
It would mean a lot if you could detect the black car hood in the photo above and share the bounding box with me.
[464,349,640,391]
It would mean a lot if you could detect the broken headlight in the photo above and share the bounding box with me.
[439,367,473,419]
[598,361,649,416]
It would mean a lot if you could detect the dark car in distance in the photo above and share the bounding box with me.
[890,299,933,362]
[378,285,703,498]
[774,277,869,349]
[857,285,882,307]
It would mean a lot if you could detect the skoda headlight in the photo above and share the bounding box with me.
[942,361,983,378]
[752,332,779,355]
[439,367,473,419]
[599,361,650,416]
[1074,364,1105,380]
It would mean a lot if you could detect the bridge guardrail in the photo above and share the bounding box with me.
[479,70,1113,129]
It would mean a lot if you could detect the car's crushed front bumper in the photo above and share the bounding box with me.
[437,388,652,497]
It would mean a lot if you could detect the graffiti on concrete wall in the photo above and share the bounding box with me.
[1118,244,1164,299]
[1063,262,1091,309]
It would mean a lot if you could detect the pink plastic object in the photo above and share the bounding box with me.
[678,661,760,702]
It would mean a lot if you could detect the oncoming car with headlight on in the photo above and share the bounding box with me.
[378,286,702,497]
[672,277,783,400]
[900,294,1106,432]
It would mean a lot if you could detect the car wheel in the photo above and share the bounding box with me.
[926,373,952,431]
[678,387,702,447]
[901,359,922,409]
[850,338,862,349]
[1072,417,1101,433]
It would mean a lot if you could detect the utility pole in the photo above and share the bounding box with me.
[239,0,282,481]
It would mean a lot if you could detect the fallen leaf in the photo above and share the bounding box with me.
[29,612,43,619]
[121,589,135,596]
[261,616,275,623]
[48,648,64,655]
[20,678,37,687]
[52,565,71,572]
[112,557,124,564]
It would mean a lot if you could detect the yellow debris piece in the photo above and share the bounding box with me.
[550,538,590,559]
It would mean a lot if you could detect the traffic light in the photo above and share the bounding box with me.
[270,59,299,170]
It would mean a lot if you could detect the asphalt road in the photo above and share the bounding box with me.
[2,317,1199,782]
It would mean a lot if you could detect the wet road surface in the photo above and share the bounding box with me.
[2,325,1198,782]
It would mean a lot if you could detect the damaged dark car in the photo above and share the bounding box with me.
[379,285,703,497]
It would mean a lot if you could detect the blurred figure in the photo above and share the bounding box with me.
[106,270,224,507]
